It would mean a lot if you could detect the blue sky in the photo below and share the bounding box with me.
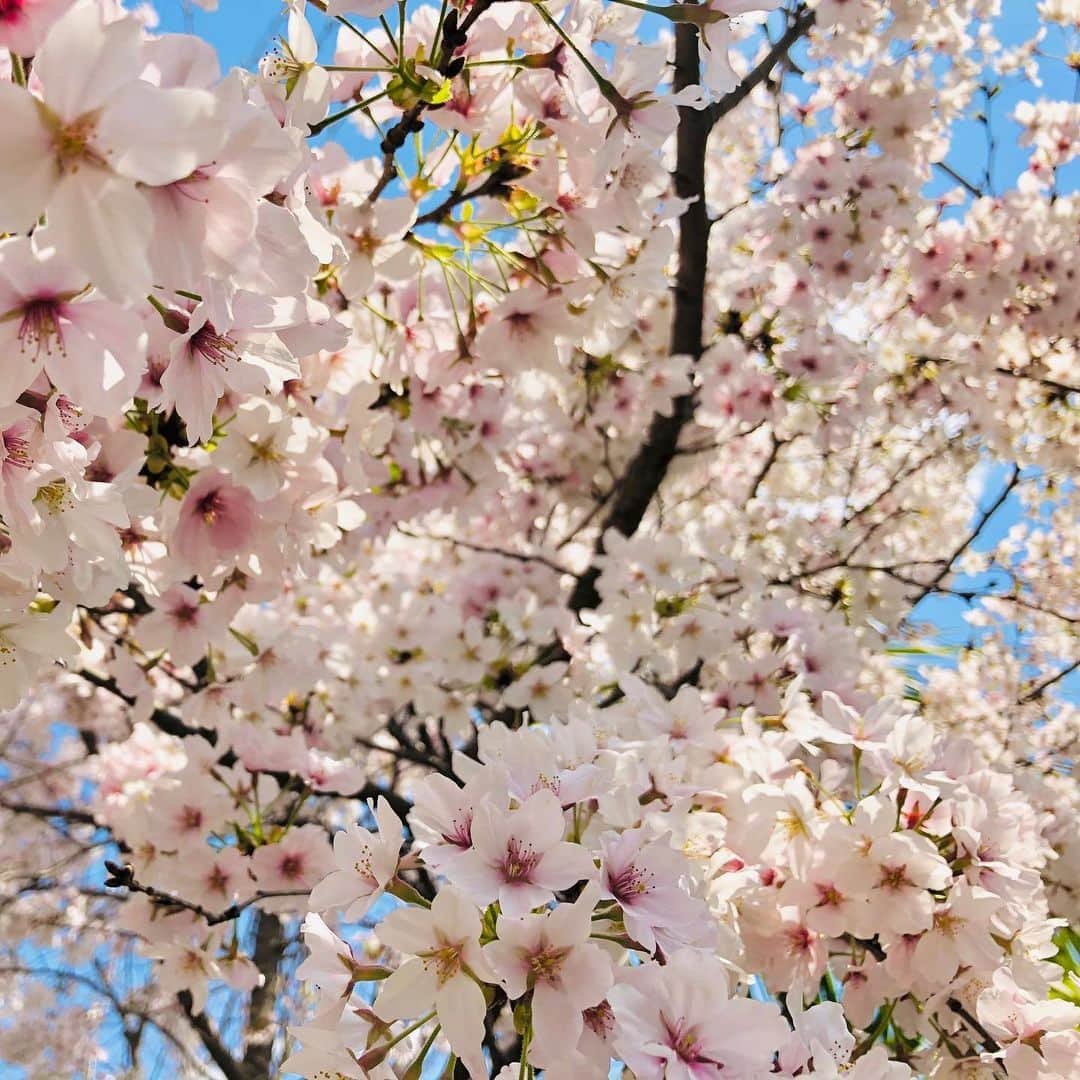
[3,3,1075,1078]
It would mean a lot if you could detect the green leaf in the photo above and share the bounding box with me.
[229,627,260,657]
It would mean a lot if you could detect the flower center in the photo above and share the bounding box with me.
[609,861,653,901]
[191,323,237,367]
[34,481,74,514]
[815,883,845,908]
[172,602,200,626]
[501,837,540,881]
[16,297,64,360]
[50,112,105,174]
[422,942,463,987]
[280,854,305,879]
[528,943,570,986]
[197,489,227,525]
[878,863,912,891]
[3,427,32,470]
[933,910,965,939]
[440,811,473,849]
[662,1014,714,1066]
[584,1001,615,1038]
[504,310,537,338]
[0,0,26,21]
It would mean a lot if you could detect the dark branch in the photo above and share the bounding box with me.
[103,861,306,927]
[568,21,710,612]
[706,7,816,127]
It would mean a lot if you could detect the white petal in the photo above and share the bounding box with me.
[0,84,57,232]
[34,0,143,119]
[98,84,222,186]
[48,169,154,301]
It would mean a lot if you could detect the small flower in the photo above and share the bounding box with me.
[447,789,595,916]
[308,797,404,920]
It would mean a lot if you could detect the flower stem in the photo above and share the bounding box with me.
[9,52,26,88]
[308,88,391,136]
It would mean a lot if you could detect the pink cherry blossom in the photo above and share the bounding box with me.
[308,797,404,920]
[448,789,595,916]
[171,469,259,580]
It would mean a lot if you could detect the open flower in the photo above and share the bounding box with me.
[259,1,332,131]
[599,829,712,953]
[0,0,221,298]
[484,882,612,1073]
[374,888,496,1080]
[308,797,404,920]
[448,790,595,916]
[610,950,791,1080]
[0,237,146,414]
[172,470,259,581]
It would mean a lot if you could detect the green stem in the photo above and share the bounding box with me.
[336,16,397,66]
[379,14,399,58]
[9,52,26,88]
[323,64,392,72]
[401,1023,441,1080]
[518,1022,532,1080]
[360,1010,437,1069]
[531,3,619,101]
[308,88,391,136]
[853,999,895,1058]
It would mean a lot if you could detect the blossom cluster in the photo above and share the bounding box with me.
[268,686,1076,1078]
[0,0,1077,1077]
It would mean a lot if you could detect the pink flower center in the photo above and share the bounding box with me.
[197,488,228,525]
[662,1014,717,1067]
[815,882,845,908]
[207,865,230,895]
[17,298,64,360]
[0,0,26,22]
[280,854,305,879]
[172,602,200,626]
[504,310,537,338]
[501,837,540,882]
[440,811,473,849]
[190,322,237,367]
[2,427,32,470]
[608,860,653,903]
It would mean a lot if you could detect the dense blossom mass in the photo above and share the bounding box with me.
[0,0,1078,1077]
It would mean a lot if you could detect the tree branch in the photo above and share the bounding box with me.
[103,861,307,927]
[706,6,816,127]
[1019,658,1080,704]
[178,990,251,1080]
[906,465,1021,611]
[568,21,710,612]
[241,911,286,1076]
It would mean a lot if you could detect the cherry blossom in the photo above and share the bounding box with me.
[0,0,1075,1077]
[446,789,595,916]
[308,797,404,920]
